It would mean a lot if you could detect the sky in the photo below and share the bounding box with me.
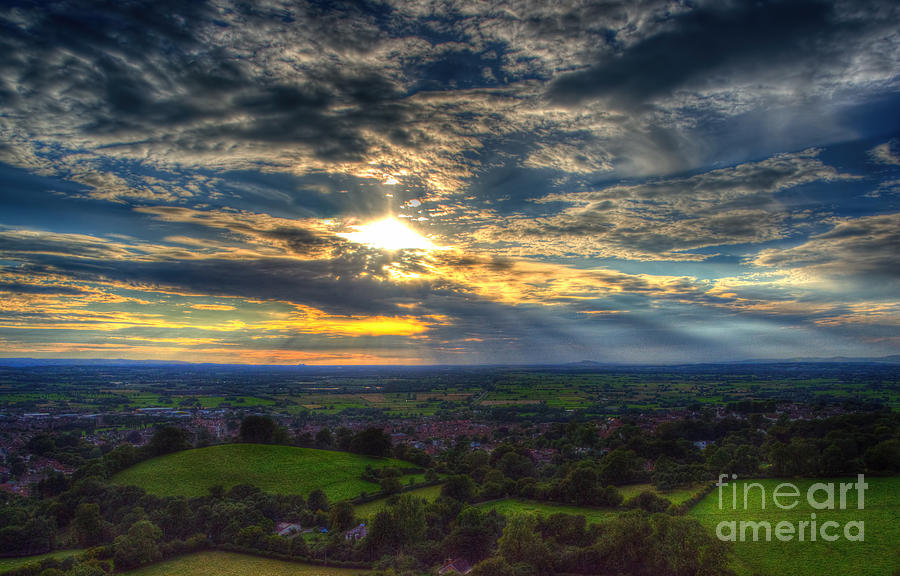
[0,0,899,365]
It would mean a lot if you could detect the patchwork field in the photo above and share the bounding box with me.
[123,551,371,576]
[112,444,410,500]
[689,476,900,576]
[0,550,82,573]
[288,391,473,416]
[3,364,896,415]
[477,498,620,525]
[479,370,900,412]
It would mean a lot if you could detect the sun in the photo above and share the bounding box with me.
[338,217,436,251]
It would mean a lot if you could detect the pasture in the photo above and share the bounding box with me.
[123,551,371,576]
[688,476,900,576]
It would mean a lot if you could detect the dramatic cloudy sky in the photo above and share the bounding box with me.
[1,0,899,364]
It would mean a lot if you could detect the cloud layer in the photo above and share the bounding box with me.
[0,0,898,363]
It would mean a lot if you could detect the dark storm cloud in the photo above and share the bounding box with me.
[548,0,881,107]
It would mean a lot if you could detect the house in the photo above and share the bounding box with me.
[275,522,301,537]
[344,523,367,541]
[438,558,472,574]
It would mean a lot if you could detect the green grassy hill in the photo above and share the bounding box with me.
[123,551,370,575]
[111,444,409,500]
[689,476,900,576]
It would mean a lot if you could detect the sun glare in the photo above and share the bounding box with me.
[338,217,436,251]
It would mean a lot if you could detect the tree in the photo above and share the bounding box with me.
[27,434,55,455]
[335,427,354,450]
[67,563,108,576]
[380,476,402,495]
[497,514,550,574]
[365,495,426,557]
[594,510,653,574]
[560,464,599,505]
[624,491,672,514]
[328,501,356,532]
[74,503,104,547]
[866,439,900,472]
[239,416,278,444]
[469,557,515,576]
[146,426,191,456]
[349,428,392,457]
[442,507,503,562]
[441,475,475,502]
[103,444,139,475]
[392,494,426,548]
[113,520,162,569]
[36,471,69,498]
[307,489,329,513]
[650,514,731,576]
[498,451,535,480]
[598,449,645,485]
[315,427,334,448]
[160,498,193,540]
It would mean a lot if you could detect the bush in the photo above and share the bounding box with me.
[623,491,672,514]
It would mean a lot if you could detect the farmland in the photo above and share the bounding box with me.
[689,476,900,576]
[122,551,371,576]
[111,444,411,500]
[287,391,473,416]
[480,368,900,413]
[2,362,897,417]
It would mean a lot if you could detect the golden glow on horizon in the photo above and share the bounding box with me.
[338,217,436,251]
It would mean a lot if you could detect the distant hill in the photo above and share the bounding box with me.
[2,356,898,368]
[0,358,304,368]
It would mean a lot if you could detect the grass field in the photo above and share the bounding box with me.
[617,482,709,505]
[112,444,410,500]
[477,498,620,524]
[123,551,370,576]
[354,484,444,519]
[689,476,900,576]
[0,550,82,573]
